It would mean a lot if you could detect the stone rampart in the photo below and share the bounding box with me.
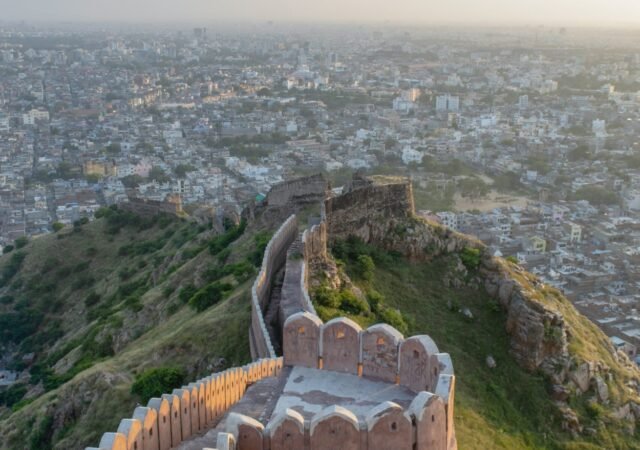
[283,312,454,392]
[215,385,453,450]
[120,195,183,218]
[86,358,284,450]
[281,312,456,449]
[265,174,329,208]
[324,177,414,245]
[250,215,298,359]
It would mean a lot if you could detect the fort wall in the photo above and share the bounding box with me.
[86,358,284,450]
[250,215,298,359]
[120,195,183,218]
[324,177,414,245]
[265,174,329,208]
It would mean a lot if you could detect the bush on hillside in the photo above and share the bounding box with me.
[188,282,233,312]
[130,366,186,404]
[338,290,369,315]
[460,247,481,271]
[14,237,28,249]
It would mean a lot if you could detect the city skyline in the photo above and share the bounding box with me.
[2,0,640,26]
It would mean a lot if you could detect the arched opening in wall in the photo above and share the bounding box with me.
[335,330,345,339]
[431,415,435,423]
[390,421,397,431]
[149,428,153,437]
[184,408,188,415]
[174,411,178,419]
[298,326,306,335]
[134,443,138,450]
[163,416,167,424]
[377,337,386,346]
[413,350,420,359]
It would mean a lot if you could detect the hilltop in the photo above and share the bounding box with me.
[0,175,640,449]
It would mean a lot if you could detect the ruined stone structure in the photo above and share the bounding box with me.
[120,195,183,218]
[264,174,329,209]
[324,175,414,245]
[88,175,457,450]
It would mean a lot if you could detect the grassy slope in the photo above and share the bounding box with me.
[0,213,256,449]
[329,245,639,450]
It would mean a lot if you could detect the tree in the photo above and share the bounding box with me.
[384,137,398,150]
[52,222,64,233]
[130,367,186,403]
[458,177,489,199]
[85,173,101,184]
[257,87,271,97]
[568,144,592,162]
[572,186,619,206]
[121,175,144,188]
[355,255,375,281]
[105,143,121,155]
[174,164,196,178]
[149,166,171,183]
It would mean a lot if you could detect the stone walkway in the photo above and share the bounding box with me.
[176,367,291,450]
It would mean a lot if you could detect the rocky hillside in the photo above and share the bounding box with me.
[1,187,640,450]
[0,207,269,449]
[309,209,640,449]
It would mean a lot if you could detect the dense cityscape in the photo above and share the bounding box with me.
[1,22,640,380]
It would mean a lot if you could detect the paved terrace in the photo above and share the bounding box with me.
[177,366,415,449]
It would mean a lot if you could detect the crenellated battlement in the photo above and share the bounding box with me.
[86,358,284,450]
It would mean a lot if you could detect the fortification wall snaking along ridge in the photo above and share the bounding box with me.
[88,176,457,450]
[249,215,298,359]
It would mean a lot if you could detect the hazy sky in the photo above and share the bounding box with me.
[2,0,640,25]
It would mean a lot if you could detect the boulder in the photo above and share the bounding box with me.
[486,356,496,369]
[592,376,609,403]
[569,363,591,393]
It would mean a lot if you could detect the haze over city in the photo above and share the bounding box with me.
[2,0,640,25]
[3,1,640,449]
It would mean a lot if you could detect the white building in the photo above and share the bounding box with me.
[401,146,424,165]
[518,95,529,109]
[436,94,460,112]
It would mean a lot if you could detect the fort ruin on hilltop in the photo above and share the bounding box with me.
[87,175,457,450]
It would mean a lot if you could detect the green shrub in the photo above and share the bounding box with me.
[52,222,64,233]
[378,307,409,334]
[0,251,26,286]
[188,282,232,312]
[355,254,375,281]
[14,236,28,249]
[179,284,198,303]
[460,247,481,271]
[505,255,518,264]
[29,415,54,450]
[216,248,231,264]
[313,284,341,309]
[0,383,27,407]
[366,289,385,313]
[248,231,272,266]
[3,244,14,254]
[130,367,186,403]
[208,220,247,255]
[339,290,369,315]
